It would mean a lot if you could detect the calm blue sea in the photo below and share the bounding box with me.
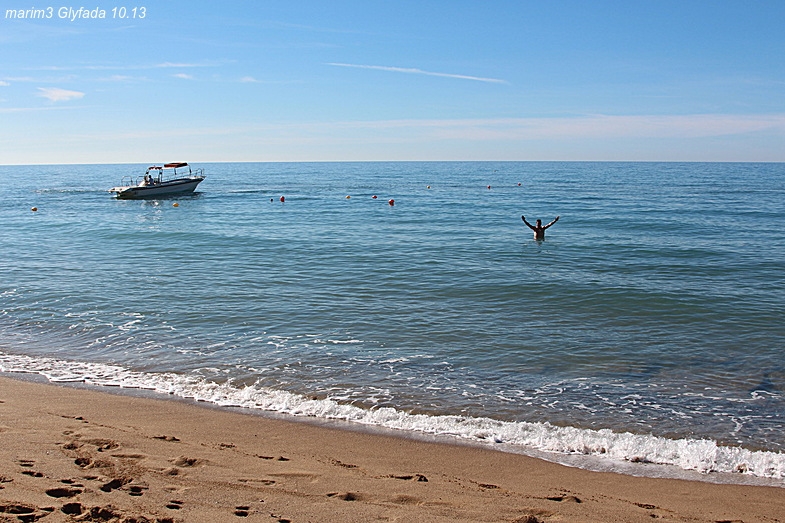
[1,162,784,483]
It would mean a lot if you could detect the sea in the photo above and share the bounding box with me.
[1,162,784,485]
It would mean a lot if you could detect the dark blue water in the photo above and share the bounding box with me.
[1,162,784,481]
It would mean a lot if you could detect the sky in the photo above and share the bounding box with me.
[1,0,784,164]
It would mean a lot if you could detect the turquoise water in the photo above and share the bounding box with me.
[1,162,784,481]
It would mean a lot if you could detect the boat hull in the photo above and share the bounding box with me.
[111,177,204,199]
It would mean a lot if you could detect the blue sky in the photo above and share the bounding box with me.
[1,1,784,163]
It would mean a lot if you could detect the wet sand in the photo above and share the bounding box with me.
[0,376,783,522]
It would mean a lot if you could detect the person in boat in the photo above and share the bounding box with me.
[143,174,151,186]
[522,215,559,240]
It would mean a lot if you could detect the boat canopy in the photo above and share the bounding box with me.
[164,162,188,168]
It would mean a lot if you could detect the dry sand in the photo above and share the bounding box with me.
[0,376,783,523]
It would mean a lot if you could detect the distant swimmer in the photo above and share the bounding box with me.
[522,215,559,240]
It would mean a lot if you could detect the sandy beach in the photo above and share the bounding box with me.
[0,376,782,523]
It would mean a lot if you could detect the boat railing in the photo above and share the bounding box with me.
[156,167,204,183]
[124,167,205,186]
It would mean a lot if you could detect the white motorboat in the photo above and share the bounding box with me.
[109,163,205,199]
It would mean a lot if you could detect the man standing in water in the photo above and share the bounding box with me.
[522,215,559,240]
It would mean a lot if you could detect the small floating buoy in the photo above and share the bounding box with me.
[517,182,522,186]
[388,199,395,206]
[487,185,491,190]
[280,196,285,203]
[346,195,351,199]
[372,195,378,199]
[172,202,179,207]
[31,207,38,212]
[427,185,431,189]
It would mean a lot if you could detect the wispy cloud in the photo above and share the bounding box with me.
[37,87,85,102]
[240,76,259,83]
[172,73,194,80]
[326,63,508,84]
[23,61,222,72]
[438,114,785,140]
[0,81,10,86]
[0,105,79,113]
[157,61,220,68]
[101,75,136,82]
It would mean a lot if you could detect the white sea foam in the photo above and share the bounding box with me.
[1,351,783,483]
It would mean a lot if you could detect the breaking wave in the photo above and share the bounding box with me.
[1,351,783,484]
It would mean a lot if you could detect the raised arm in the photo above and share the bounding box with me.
[543,216,560,229]
[521,215,536,231]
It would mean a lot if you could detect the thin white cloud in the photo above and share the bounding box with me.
[101,75,135,82]
[0,105,78,113]
[447,114,785,140]
[67,114,784,144]
[36,87,85,102]
[157,61,218,68]
[240,76,259,83]
[327,62,508,84]
[27,62,214,71]
[0,81,9,86]
[172,73,193,80]
[306,114,785,140]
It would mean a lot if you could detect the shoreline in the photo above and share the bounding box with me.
[2,361,783,488]
[1,376,784,522]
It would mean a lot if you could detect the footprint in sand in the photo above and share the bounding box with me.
[45,486,83,498]
[62,441,82,450]
[127,485,147,497]
[61,502,83,516]
[74,456,92,468]
[171,456,201,467]
[513,515,543,523]
[385,474,429,482]
[152,435,180,442]
[99,478,127,492]
[0,502,52,521]
[330,459,358,469]
[546,494,582,503]
[327,492,362,501]
[256,455,291,462]
[166,500,184,510]
[83,438,119,452]
[479,483,499,489]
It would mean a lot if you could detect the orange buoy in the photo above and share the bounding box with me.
[173,202,179,207]
[346,195,351,199]
[388,199,395,206]
[31,207,38,212]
